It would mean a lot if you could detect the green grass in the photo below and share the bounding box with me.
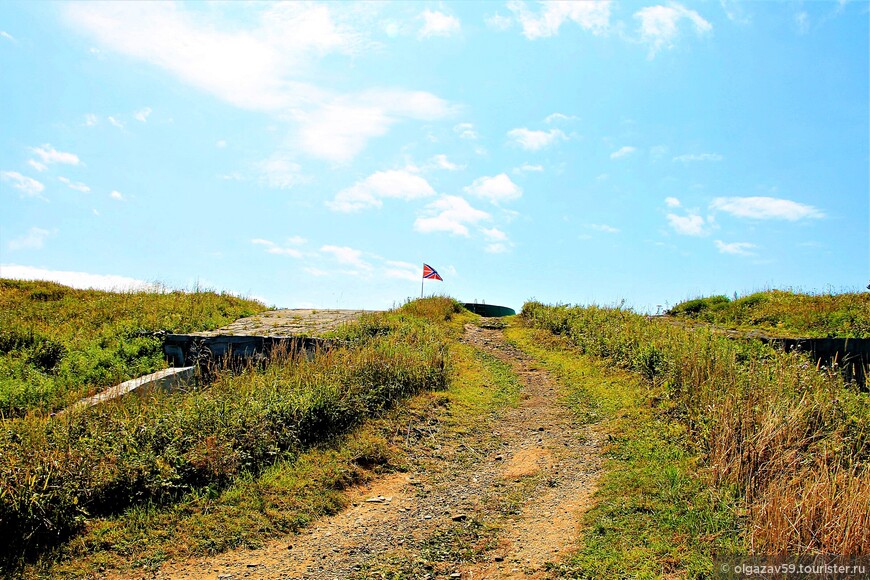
[1,297,465,575]
[506,326,742,577]
[667,289,870,338]
[519,301,870,557]
[24,300,522,578]
[0,279,266,416]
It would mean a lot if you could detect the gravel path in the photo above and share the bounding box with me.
[155,323,603,579]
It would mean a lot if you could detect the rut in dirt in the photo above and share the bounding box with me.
[153,323,603,580]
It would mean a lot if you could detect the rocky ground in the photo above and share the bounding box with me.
[189,310,373,338]
[152,323,603,579]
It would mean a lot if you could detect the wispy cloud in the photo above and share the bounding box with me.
[514,163,544,174]
[7,228,55,251]
[795,11,810,34]
[667,212,708,236]
[454,122,478,140]
[507,127,567,150]
[715,240,756,256]
[635,3,712,58]
[84,113,99,127]
[1,171,45,198]
[66,3,453,162]
[545,112,579,124]
[252,237,306,258]
[320,244,372,271]
[710,196,824,220]
[108,115,125,129]
[429,154,464,171]
[256,152,306,190]
[464,173,522,204]
[507,0,611,39]
[58,176,91,193]
[133,107,152,122]
[110,190,125,201]
[1,31,17,43]
[327,169,436,212]
[418,10,460,38]
[27,159,47,172]
[0,264,154,290]
[588,223,620,234]
[665,196,681,208]
[673,152,723,162]
[414,195,490,236]
[610,145,636,159]
[29,144,80,166]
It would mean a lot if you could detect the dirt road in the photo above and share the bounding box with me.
[156,323,602,579]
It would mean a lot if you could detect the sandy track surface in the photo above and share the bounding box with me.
[154,323,602,579]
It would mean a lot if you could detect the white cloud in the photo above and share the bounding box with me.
[320,245,371,270]
[216,139,227,148]
[710,196,824,221]
[108,115,125,129]
[27,159,47,172]
[485,13,513,31]
[795,11,810,34]
[610,145,636,159]
[7,228,54,251]
[650,144,669,160]
[715,240,756,256]
[419,10,460,38]
[430,154,463,171]
[383,260,420,282]
[65,3,453,162]
[0,264,154,290]
[294,90,452,162]
[507,127,567,150]
[414,195,490,236]
[257,153,305,189]
[251,238,305,258]
[588,223,620,233]
[84,113,99,127]
[110,190,125,200]
[481,227,508,242]
[58,176,91,193]
[514,163,544,174]
[673,152,723,162]
[327,169,436,212]
[667,212,708,236]
[507,0,611,39]
[1,171,45,198]
[665,196,681,208]
[133,106,152,122]
[635,3,712,57]
[485,243,510,254]
[464,174,522,204]
[545,112,579,124]
[29,144,80,166]
[454,122,478,140]
[1,31,16,43]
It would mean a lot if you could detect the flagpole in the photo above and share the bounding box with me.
[421,263,424,299]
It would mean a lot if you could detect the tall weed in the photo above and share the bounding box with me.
[521,301,869,554]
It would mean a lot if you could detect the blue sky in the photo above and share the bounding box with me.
[1,1,867,312]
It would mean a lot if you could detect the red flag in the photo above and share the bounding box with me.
[422,263,443,281]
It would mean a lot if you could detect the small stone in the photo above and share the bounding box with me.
[450,574,461,578]
[366,496,385,503]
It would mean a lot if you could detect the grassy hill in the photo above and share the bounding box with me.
[0,279,266,417]
[667,289,870,338]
